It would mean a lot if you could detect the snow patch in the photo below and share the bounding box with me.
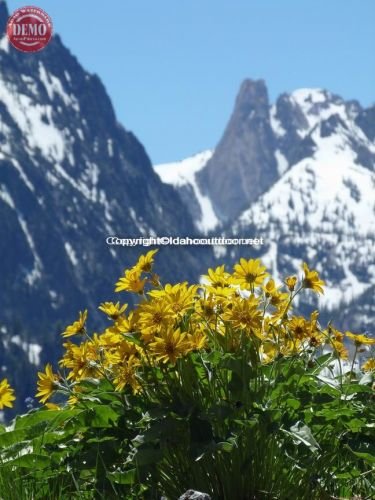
[64,242,78,266]
[0,77,65,161]
[18,215,43,285]
[275,149,289,175]
[291,88,347,135]
[39,63,80,112]
[236,126,375,307]
[270,104,286,137]
[155,150,219,232]
[10,336,42,366]
[0,185,15,209]
[107,139,114,157]
[0,36,9,53]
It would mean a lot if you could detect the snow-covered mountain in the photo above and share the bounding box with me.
[0,0,373,413]
[154,82,375,331]
[154,150,219,233]
[233,107,374,322]
[0,1,208,413]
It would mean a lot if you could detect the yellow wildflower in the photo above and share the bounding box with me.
[331,340,349,360]
[104,339,140,367]
[67,386,84,406]
[288,316,308,340]
[362,358,375,372]
[105,311,139,337]
[263,279,289,307]
[113,355,141,392]
[261,341,278,364]
[284,275,297,292]
[149,283,198,316]
[195,297,218,322]
[304,311,323,347]
[187,327,208,351]
[138,300,174,338]
[45,403,61,411]
[61,341,101,381]
[302,263,325,294]
[149,328,191,364]
[346,332,375,347]
[280,338,303,357]
[202,265,233,288]
[98,329,123,349]
[233,258,268,289]
[98,301,127,320]
[134,249,158,273]
[326,326,344,343]
[61,310,88,338]
[0,379,16,410]
[115,268,146,294]
[204,285,236,300]
[36,364,59,404]
[222,296,262,337]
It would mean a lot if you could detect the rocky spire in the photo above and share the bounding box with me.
[197,79,278,221]
[0,0,9,35]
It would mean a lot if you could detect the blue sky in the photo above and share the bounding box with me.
[6,0,375,163]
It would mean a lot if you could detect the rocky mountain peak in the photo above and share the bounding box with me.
[197,78,278,221]
[0,17,201,338]
[232,78,269,123]
[0,0,8,35]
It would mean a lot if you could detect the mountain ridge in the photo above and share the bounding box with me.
[154,82,375,332]
[0,9,211,414]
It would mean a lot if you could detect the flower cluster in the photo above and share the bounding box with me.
[0,379,15,410]
[36,251,375,406]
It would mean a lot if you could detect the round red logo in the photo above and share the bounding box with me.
[6,6,53,53]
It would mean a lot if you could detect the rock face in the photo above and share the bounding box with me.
[0,1,209,413]
[227,88,375,330]
[155,85,375,333]
[0,0,374,415]
[0,1,7,35]
[0,7,201,332]
[197,79,279,221]
[179,490,211,500]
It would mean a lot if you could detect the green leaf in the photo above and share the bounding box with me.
[86,435,117,444]
[344,384,373,395]
[15,408,82,430]
[2,453,50,469]
[314,353,333,368]
[123,333,141,345]
[346,418,366,432]
[285,398,301,410]
[205,350,222,366]
[107,468,136,485]
[351,451,375,464]
[84,405,119,428]
[335,472,352,479]
[217,442,232,452]
[0,428,29,447]
[216,441,234,453]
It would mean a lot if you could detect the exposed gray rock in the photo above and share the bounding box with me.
[178,489,211,500]
[197,79,278,221]
[0,0,8,35]
[355,104,375,142]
